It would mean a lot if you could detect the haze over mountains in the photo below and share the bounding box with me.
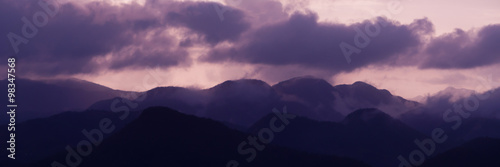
[87,77,421,127]
[1,0,498,166]
[0,78,132,124]
[2,76,500,167]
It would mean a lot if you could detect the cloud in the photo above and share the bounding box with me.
[223,0,288,25]
[164,1,250,45]
[202,12,430,73]
[0,0,250,76]
[2,0,498,79]
[420,24,500,69]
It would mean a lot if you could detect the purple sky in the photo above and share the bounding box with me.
[1,0,499,99]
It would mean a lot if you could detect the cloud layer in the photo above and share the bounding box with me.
[0,0,250,76]
[1,0,499,77]
[203,13,430,73]
[421,25,500,69]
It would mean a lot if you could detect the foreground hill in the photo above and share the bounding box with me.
[421,137,500,167]
[248,108,427,167]
[0,110,140,166]
[32,107,370,167]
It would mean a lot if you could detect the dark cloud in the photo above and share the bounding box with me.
[202,12,429,73]
[2,0,499,78]
[0,0,250,76]
[164,2,250,45]
[420,24,500,69]
[224,0,288,25]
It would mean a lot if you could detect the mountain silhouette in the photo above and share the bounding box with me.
[203,79,282,126]
[88,77,419,127]
[272,77,344,122]
[332,81,420,117]
[0,78,131,124]
[3,76,500,167]
[31,106,370,167]
[0,110,139,166]
[248,108,427,167]
[421,137,500,167]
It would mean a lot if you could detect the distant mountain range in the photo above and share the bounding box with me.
[2,77,500,167]
[88,76,420,127]
[0,77,421,125]
[0,78,133,124]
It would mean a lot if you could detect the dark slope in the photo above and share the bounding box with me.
[335,82,394,105]
[249,108,426,167]
[0,78,131,124]
[203,79,282,126]
[421,137,500,167]
[0,110,140,166]
[33,107,370,167]
[333,81,420,117]
[272,76,344,122]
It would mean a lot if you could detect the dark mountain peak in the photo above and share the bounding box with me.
[269,76,344,122]
[352,81,372,87]
[140,106,180,118]
[146,86,193,98]
[206,79,276,100]
[340,81,390,95]
[212,79,271,89]
[207,79,274,97]
[0,78,128,124]
[334,81,394,105]
[343,108,394,124]
[273,76,333,90]
[272,76,336,103]
[43,78,115,92]
[1,77,39,83]
[133,106,231,132]
[148,86,186,92]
